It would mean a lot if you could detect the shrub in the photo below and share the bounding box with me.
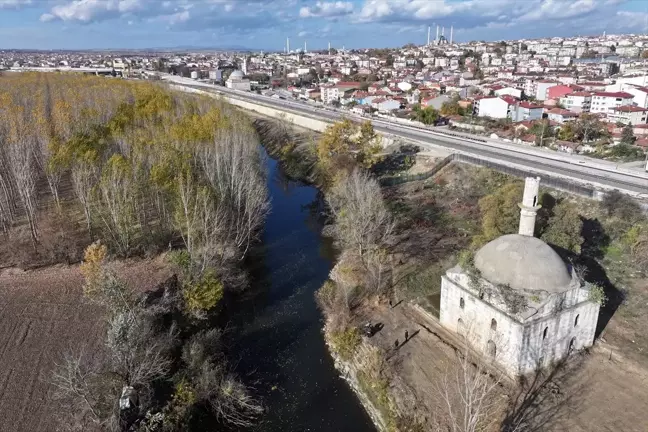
[588,284,608,307]
[183,270,224,317]
[330,327,361,362]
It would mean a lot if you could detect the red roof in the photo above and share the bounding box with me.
[336,81,362,88]
[548,108,578,116]
[518,101,543,109]
[500,95,519,105]
[569,91,592,97]
[612,105,648,113]
[593,91,634,98]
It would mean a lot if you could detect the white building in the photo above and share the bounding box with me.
[535,81,558,101]
[321,85,340,104]
[590,91,634,114]
[473,96,512,119]
[619,84,648,108]
[439,177,600,377]
[607,106,648,125]
[494,87,523,99]
[225,70,251,91]
[561,92,592,113]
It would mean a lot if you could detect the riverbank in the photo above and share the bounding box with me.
[260,115,648,432]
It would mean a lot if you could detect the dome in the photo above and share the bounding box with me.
[229,70,244,79]
[473,234,572,293]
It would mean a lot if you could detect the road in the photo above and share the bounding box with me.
[163,75,648,196]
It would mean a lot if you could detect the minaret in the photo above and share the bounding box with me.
[427,26,431,46]
[436,25,439,44]
[518,177,542,237]
[450,25,453,44]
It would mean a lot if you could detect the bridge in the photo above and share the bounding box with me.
[162,75,648,198]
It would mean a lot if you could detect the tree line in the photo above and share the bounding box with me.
[0,73,268,279]
[0,73,269,430]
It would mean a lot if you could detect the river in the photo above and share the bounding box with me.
[230,154,376,432]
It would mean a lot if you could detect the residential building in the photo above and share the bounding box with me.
[535,80,558,100]
[621,85,648,108]
[561,92,592,113]
[473,96,512,119]
[546,84,582,101]
[590,91,634,114]
[494,86,523,99]
[321,85,340,104]
[510,101,544,122]
[547,108,579,124]
[607,106,648,125]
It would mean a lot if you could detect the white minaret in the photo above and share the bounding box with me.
[287,37,290,53]
[450,25,453,44]
[436,25,439,43]
[518,177,542,237]
[442,26,445,37]
[304,41,307,53]
[427,26,431,46]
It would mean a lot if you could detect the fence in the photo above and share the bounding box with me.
[380,152,600,199]
[379,154,455,186]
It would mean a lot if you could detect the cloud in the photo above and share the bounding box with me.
[352,0,627,36]
[300,1,353,18]
[40,0,147,23]
[0,0,31,8]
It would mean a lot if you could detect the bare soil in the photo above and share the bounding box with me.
[356,300,648,432]
[0,257,173,432]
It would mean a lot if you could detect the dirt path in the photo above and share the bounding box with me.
[0,258,172,432]
[356,301,648,432]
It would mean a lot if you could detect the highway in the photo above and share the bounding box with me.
[163,75,648,196]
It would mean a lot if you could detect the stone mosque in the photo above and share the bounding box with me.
[439,177,600,376]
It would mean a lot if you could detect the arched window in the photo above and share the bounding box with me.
[542,326,549,340]
[568,337,577,353]
[457,318,464,332]
[533,195,537,207]
[491,318,497,331]
[460,297,465,309]
[487,340,497,357]
[574,314,580,327]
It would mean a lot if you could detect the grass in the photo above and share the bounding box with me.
[357,370,398,432]
[329,327,362,362]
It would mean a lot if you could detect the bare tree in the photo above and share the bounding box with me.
[51,349,120,432]
[327,169,394,258]
[197,123,269,259]
[435,327,506,432]
[7,106,39,243]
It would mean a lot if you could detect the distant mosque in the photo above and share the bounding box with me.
[439,177,600,376]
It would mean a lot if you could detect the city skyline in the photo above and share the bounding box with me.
[1,0,648,50]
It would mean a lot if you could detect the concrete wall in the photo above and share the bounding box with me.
[169,84,402,147]
[440,275,524,376]
[440,274,600,377]
[519,300,599,374]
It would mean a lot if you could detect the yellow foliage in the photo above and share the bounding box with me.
[183,270,224,316]
[80,241,108,298]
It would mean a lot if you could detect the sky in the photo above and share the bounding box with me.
[1,0,648,50]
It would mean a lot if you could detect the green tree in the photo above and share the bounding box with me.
[621,123,635,145]
[412,104,439,125]
[540,200,583,253]
[473,182,524,246]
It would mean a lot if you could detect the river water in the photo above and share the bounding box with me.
[230,154,376,432]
